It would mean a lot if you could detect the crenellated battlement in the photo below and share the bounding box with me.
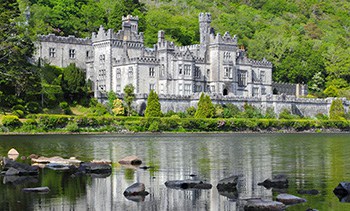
[114,57,160,65]
[38,34,91,45]
[122,15,139,22]
[199,12,212,23]
[210,32,238,45]
[175,44,200,52]
[237,56,272,68]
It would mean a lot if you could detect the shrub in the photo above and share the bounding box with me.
[60,102,72,115]
[90,103,108,116]
[12,104,25,112]
[223,104,241,118]
[195,93,214,118]
[264,107,276,119]
[186,106,196,117]
[315,113,328,120]
[145,90,162,117]
[65,121,80,132]
[279,108,297,119]
[26,102,41,114]
[2,115,22,128]
[242,103,263,119]
[38,115,69,129]
[12,110,25,118]
[148,120,160,132]
[329,99,345,120]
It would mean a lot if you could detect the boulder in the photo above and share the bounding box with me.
[217,175,240,199]
[5,167,20,176]
[46,163,76,171]
[258,174,288,189]
[333,182,350,196]
[217,175,239,192]
[28,154,39,159]
[3,175,38,185]
[91,159,112,164]
[22,187,50,193]
[276,193,306,205]
[244,198,286,211]
[31,156,81,165]
[8,148,19,160]
[79,162,112,174]
[123,183,149,196]
[118,156,142,165]
[297,189,319,195]
[2,158,38,175]
[8,148,19,156]
[165,180,212,190]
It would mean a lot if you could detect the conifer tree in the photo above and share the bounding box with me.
[329,99,345,120]
[195,93,214,118]
[144,90,162,117]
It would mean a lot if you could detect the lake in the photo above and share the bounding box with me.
[0,133,349,210]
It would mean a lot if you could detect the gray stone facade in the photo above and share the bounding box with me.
[34,13,349,116]
[35,13,273,99]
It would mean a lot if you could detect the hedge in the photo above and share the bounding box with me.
[0,115,349,132]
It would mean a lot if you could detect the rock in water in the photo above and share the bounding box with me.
[244,198,286,211]
[297,189,319,195]
[8,148,19,156]
[2,158,38,175]
[333,182,350,196]
[118,156,142,165]
[217,175,239,192]
[7,148,19,160]
[165,180,212,189]
[22,187,50,193]
[123,183,149,196]
[276,193,306,205]
[217,175,240,199]
[258,174,288,189]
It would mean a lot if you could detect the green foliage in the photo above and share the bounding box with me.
[145,90,162,117]
[61,64,89,104]
[59,102,72,115]
[90,102,108,116]
[279,108,298,119]
[195,93,214,118]
[12,110,25,118]
[123,84,135,116]
[329,99,345,120]
[107,91,117,113]
[2,115,22,128]
[112,98,125,116]
[38,115,69,130]
[264,107,276,119]
[0,0,41,109]
[26,101,41,113]
[65,121,80,132]
[186,106,196,117]
[222,104,242,118]
[323,85,339,97]
[242,103,263,118]
[148,120,160,132]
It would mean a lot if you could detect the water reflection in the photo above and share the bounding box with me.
[0,134,350,210]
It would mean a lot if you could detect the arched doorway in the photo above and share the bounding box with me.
[223,88,228,96]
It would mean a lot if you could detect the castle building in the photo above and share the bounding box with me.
[36,13,273,99]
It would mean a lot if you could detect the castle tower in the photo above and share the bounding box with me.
[199,13,212,45]
[122,15,139,34]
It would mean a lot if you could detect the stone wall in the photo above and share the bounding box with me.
[119,93,349,117]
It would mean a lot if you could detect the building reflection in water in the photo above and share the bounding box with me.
[28,135,279,210]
